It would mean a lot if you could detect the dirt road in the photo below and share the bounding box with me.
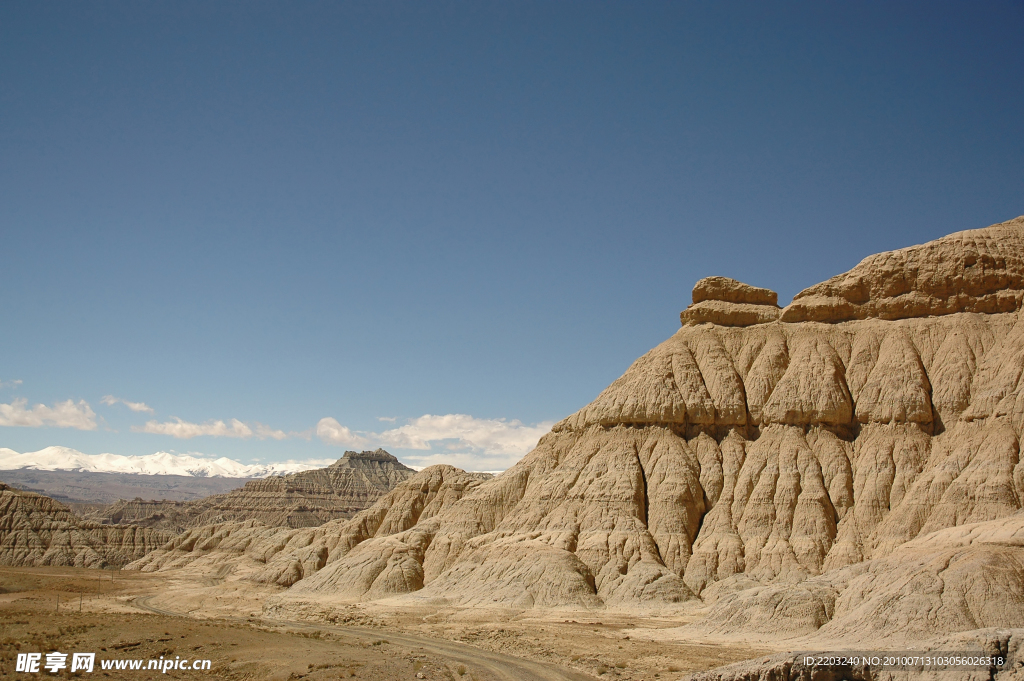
[133,595,595,681]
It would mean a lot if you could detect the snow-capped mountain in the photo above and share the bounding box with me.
[0,446,334,478]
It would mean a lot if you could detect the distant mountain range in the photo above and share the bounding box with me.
[0,446,334,478]
[84,449,420,532]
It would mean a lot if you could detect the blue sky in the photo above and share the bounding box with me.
[2,1,1022,471]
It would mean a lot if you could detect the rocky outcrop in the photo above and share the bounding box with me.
[89,498,193,529]
[693,276,779,306]
[93,450,416,532]
[697,512,1024,642]
[127,466,491,585]
[782,214,1024,323]
[131,216,1024,645]
[682,277,782,326]
[0,483,172,567]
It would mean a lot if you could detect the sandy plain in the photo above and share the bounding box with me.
[0,566,770,680]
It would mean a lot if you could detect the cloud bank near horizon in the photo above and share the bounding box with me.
[0,445,334,478]
[317,413,554,470]
[132,417,297,441]
[0,390,551,471]
[0,398,97,430]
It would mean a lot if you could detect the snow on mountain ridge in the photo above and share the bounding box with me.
[0,446,333,478]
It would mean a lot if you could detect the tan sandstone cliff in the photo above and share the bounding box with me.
[0,482,173,568]
[131,216,1024,646]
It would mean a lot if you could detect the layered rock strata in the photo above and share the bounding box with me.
[0,483,172,568]
[132,215,1024,643]
[696,512,1024,642]
[782,214,1024,322]
[681,276,782,326]
[128,466,492,587]
[95,450,416,532]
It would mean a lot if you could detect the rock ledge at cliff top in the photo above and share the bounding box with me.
[682,276,782,326]
[782,214,1024,322]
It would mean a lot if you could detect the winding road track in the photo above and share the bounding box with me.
[133,596,594,681]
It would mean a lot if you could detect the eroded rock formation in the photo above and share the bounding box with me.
[93,450,416,532]
[131,215,1024,645]
[128,465,492,587]
[0,483,172,567]
[681,276,782,326]
[782,215,1024,322]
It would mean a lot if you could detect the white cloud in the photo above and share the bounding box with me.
[316,413,554,470]
[0,379,23,390]
[0,398,97,430]
[399,450,522,473]
[101,395,155,414]
[377,416,397,423]
[376,414,553,455]
[133,415,302,441]
[316,418,369,448]
[254,423,289,440]
[135,417,253,439]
